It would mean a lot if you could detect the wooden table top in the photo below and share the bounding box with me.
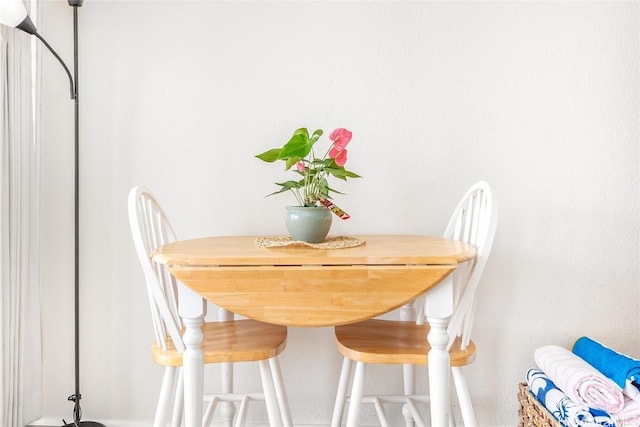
[152,234,477,267]
[152,235,477,327]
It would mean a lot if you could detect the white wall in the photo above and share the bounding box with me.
[38,1,639,425]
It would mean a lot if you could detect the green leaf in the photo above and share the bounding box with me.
[279,133,312,159]
[309,129,323,144]
[343,170,362,178]
[327,186,347,195]
[324,167,347,181]
[265,187,291,197]
[284,156,301,171]
[318,177,330,197]
[293,128,310,140]
[265,180,302,197]
[255,148,282,162]
[276,180,303,189]
[325,166,362,180]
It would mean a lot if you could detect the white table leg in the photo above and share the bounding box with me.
[426,316,450,426]
[425,275,454,427]
[179,283,207,427]
[182,315,205,427]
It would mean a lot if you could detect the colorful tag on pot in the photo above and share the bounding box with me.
[318,199,350,220]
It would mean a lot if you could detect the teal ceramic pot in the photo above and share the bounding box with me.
[285,206,332,243]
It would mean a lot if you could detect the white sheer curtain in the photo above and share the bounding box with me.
[0,0,42,425]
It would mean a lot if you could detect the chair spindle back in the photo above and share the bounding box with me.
[128,186,186,353]
[442,181,497,351]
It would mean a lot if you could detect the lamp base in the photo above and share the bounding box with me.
[63,422,106,427]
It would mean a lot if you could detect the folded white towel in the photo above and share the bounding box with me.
[613,397,640,426]
[535,345,625,414]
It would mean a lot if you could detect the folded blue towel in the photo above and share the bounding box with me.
[573,337,640,400]
[526,368,616,427]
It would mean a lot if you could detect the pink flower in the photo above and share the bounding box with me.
[296,161,306,172]
[329,146,348,166]
[329,128,352,166]
[329,128,352,150]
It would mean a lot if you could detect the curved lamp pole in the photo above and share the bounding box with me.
[0,2,104,427]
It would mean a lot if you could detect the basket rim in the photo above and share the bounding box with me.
[518,382,562,427]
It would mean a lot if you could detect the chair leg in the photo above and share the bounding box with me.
[171,368,183,427]
[259,359,281,427]
[402,364,416,427]
[345,361,366,427]
[269,357,293,427]
[155,366,177,427]
[331,357,354,427]
[451,367,476,427]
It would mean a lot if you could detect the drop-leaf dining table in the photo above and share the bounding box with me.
[152,234,476,426]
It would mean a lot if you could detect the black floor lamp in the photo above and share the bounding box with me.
[0,2,103,427]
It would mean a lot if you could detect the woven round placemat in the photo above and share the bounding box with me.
[254,236,365,249]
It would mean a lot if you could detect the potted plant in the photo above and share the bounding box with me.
[256,127,361,243]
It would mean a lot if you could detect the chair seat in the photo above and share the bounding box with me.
[152,319,288,366]
[334,319,475,366]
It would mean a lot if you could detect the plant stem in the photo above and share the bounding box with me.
[290,188,303,206]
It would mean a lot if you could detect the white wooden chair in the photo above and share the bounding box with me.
[331,181,497,427]
[128,186,292,427]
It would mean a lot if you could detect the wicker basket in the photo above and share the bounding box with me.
[518,382,561,427]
